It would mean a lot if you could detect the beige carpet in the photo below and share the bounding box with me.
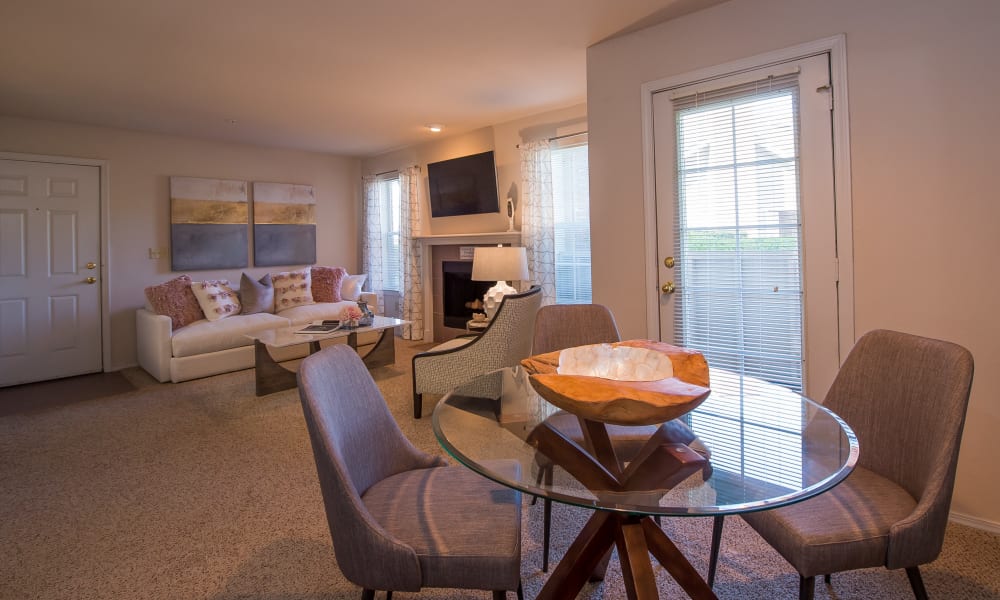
[1,339,998,600]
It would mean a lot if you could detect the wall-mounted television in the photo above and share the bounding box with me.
[427,150,499,218]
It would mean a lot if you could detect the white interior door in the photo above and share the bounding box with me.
[0,159,102,386]
[653,53,841,399]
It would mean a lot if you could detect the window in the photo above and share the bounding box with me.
[551,136,592,304]
[377,173,401,292]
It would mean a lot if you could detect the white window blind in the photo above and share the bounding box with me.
[672,73,805,490]
[551,136,592,304]
[377,174,402,292]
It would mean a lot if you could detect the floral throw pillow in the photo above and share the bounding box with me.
[272,268,315,312]
[311,266,347,303]
[190,280,241,322]
[144,275,205,331]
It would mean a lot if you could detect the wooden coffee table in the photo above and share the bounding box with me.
[246,316,409,396]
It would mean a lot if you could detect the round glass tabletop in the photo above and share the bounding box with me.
[433,366,859,517]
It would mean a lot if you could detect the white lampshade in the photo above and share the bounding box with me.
[472,246,529,282]
[472,246,529,318]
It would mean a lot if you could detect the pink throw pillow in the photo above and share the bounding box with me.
[311,266,347,303]
[144,275,205,330]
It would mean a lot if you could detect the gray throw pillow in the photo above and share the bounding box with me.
[240,273,274,315]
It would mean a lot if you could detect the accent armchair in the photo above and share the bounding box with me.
[708,329,975,600]
[411,285,542,418]
[298,344,524,600]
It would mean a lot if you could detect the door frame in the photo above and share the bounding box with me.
[639,34,855,365]
[0,151,112,374]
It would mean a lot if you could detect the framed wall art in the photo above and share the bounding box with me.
[169,176,248,270]
[252,182,316,266]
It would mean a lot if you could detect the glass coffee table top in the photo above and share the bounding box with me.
[246,316,408,348]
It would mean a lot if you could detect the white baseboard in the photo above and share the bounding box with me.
[950,511,1000,534]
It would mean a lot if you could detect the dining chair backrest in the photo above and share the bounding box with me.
[822,328,974,568]
[298,345,444,591]
[532,303,621,355]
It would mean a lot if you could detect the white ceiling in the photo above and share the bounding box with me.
[0,0,723,157]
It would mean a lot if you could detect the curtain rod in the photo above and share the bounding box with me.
[372,165,420,178]
[516,130,587,149]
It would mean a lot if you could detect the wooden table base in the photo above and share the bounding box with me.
[529,417,718,600]
[254,328,396,396]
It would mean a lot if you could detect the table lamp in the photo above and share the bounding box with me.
[472,245,529,319]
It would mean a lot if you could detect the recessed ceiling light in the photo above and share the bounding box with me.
[426,124,443,133]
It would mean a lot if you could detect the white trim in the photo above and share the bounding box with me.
[639,35,855,357]
[0,151,113,374]
[950,510,1000,535]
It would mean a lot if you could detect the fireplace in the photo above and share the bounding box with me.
[442,261,492,329]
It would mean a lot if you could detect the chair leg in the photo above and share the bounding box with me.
[413,392,422,419]
[799,575,815,600]
[492,591,506,600]
[361,590,375,600]
[517,581,524,600]
[542,498,552,572]
[906,566,929,600]
[707,515,724,588]
[824,574,831,584]
[385,592,392,600]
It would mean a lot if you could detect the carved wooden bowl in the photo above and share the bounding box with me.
[521,340,711,426]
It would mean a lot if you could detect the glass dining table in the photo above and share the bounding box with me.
[432,365,859,600]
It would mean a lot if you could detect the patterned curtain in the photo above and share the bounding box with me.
[361,175,385,314]
[520,140,556,305]
[397,166,424,340]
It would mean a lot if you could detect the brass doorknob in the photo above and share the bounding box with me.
[661,281,675,294]
[85,277,97,284]
[86,262,97,269]
[663,256,675,269]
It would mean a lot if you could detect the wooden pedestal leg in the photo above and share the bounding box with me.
[616,518,659,600]
[254,340,319,396]
[351,329,396,369]
[536,511,618,600]
[641,518,718,600]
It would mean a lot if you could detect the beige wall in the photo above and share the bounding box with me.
[587,0,1000,525]
[0,116,361,371]
[361,104,587,235]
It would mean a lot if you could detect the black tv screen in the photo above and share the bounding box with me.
[427,151,499,218]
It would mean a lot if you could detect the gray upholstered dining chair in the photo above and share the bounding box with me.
[708,329,975,600]
[412,285,542,418]
[298,344,524,600]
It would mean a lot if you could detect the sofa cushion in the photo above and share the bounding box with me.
[272,268,314,312]
[144,275,205,331]
[240,272,274,315]
[190,279,241,321]
[171,312,290,358]
[311,266,347,302]
[277,301,360,326]
[340,273,367,301]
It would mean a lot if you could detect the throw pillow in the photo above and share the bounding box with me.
[272,267,314,312]
[311,266,347,303]
[190,280,241,322]
[340,273,368,301]
[240,273,274,315]
[144,275,205,331]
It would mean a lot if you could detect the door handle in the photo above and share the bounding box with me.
[86,262,97,269]
[85,277,97,284]
[661,281,675,294]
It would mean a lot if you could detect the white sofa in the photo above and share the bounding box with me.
[136,292,377,383]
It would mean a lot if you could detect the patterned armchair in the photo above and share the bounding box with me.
[411,286,542,418]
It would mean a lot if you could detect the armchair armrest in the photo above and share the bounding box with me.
[135,308,173,382]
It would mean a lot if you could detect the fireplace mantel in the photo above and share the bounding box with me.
[416,231,522,341]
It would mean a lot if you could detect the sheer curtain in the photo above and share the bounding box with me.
[397,166,423,340]
[520,140,556,305]
[361,175,385,314]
